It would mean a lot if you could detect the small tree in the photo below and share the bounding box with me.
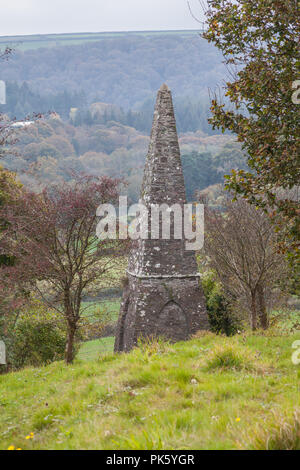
[201,270,242,335]
[205,196,288,330]
[1,175,126,363]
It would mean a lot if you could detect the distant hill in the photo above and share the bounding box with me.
[0,30,201,51]
[0,31,240,202]
[2,114,239,202]
[0,32,226,110]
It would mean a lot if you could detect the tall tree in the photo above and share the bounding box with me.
[0,166,23,349]
[202,0,300,260]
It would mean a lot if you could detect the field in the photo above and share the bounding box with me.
[1,331,299,450]
[81,298,121,323]
[0,30,199,51]
[78,337,115,361]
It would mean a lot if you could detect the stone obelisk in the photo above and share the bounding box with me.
[114,84,209,352]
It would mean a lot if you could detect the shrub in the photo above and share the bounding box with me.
[1,298,67,370]
[202,271,242,336]
[9,318,66,369]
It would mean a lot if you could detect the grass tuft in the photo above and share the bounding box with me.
[114,429,165,450]
[246,409,300,450]
[205,344,258,372]
[137,336,171,356]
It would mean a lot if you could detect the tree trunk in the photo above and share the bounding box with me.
[250,291,258,331]
[64,287,76,364]
[65,323,76,364]
[257,284,268,329]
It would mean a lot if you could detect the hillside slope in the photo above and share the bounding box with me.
[0,33,225,109]
[0,30,201,51]
[1,332,299,450]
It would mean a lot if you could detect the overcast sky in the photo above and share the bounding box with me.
[0,0,205,36]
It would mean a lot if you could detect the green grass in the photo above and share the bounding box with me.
[78,337,115,362]
[0,331,299,450]
[81,299,121,323]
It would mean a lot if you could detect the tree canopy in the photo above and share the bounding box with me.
[203,0,300,261]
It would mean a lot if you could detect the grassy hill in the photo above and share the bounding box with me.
[0,30,200,51]
[1,331,299,450]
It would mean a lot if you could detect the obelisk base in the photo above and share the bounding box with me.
[114,274,209,353]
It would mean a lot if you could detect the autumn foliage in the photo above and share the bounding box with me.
[203,0,300,260]
[0,175,125,363]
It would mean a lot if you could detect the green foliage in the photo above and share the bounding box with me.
[182,144,248,200]
[0,166,22,234]
[114,429,164,450]
[3,113,237,203]
[202,271,242,336]
[2,82,86,120]
[182,151,218,200]
[203,0,300,259]
[137,336,171,358]
[2,82,217,135]
[116,96,216,135]
[2,299,66,371]
[0,34,225,111]
[0,168,22,328]
[9,319,66,370]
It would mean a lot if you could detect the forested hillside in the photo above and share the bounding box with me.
[2,115,243,202]
[0,31,247,201]
[0,33,225,111]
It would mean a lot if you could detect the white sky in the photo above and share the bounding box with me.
[0,0,205,36]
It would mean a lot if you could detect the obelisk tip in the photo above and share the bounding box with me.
[159,83,169,92]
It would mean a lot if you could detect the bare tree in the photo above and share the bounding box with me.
[204,196,288,330]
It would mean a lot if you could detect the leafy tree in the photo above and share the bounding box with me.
[0,167,23,356]
[9,317,66,370]
[203,0,300,260]
[0,175,126,364]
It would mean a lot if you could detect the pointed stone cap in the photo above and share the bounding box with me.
[159,83,169,91]
[141,84,187,206]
